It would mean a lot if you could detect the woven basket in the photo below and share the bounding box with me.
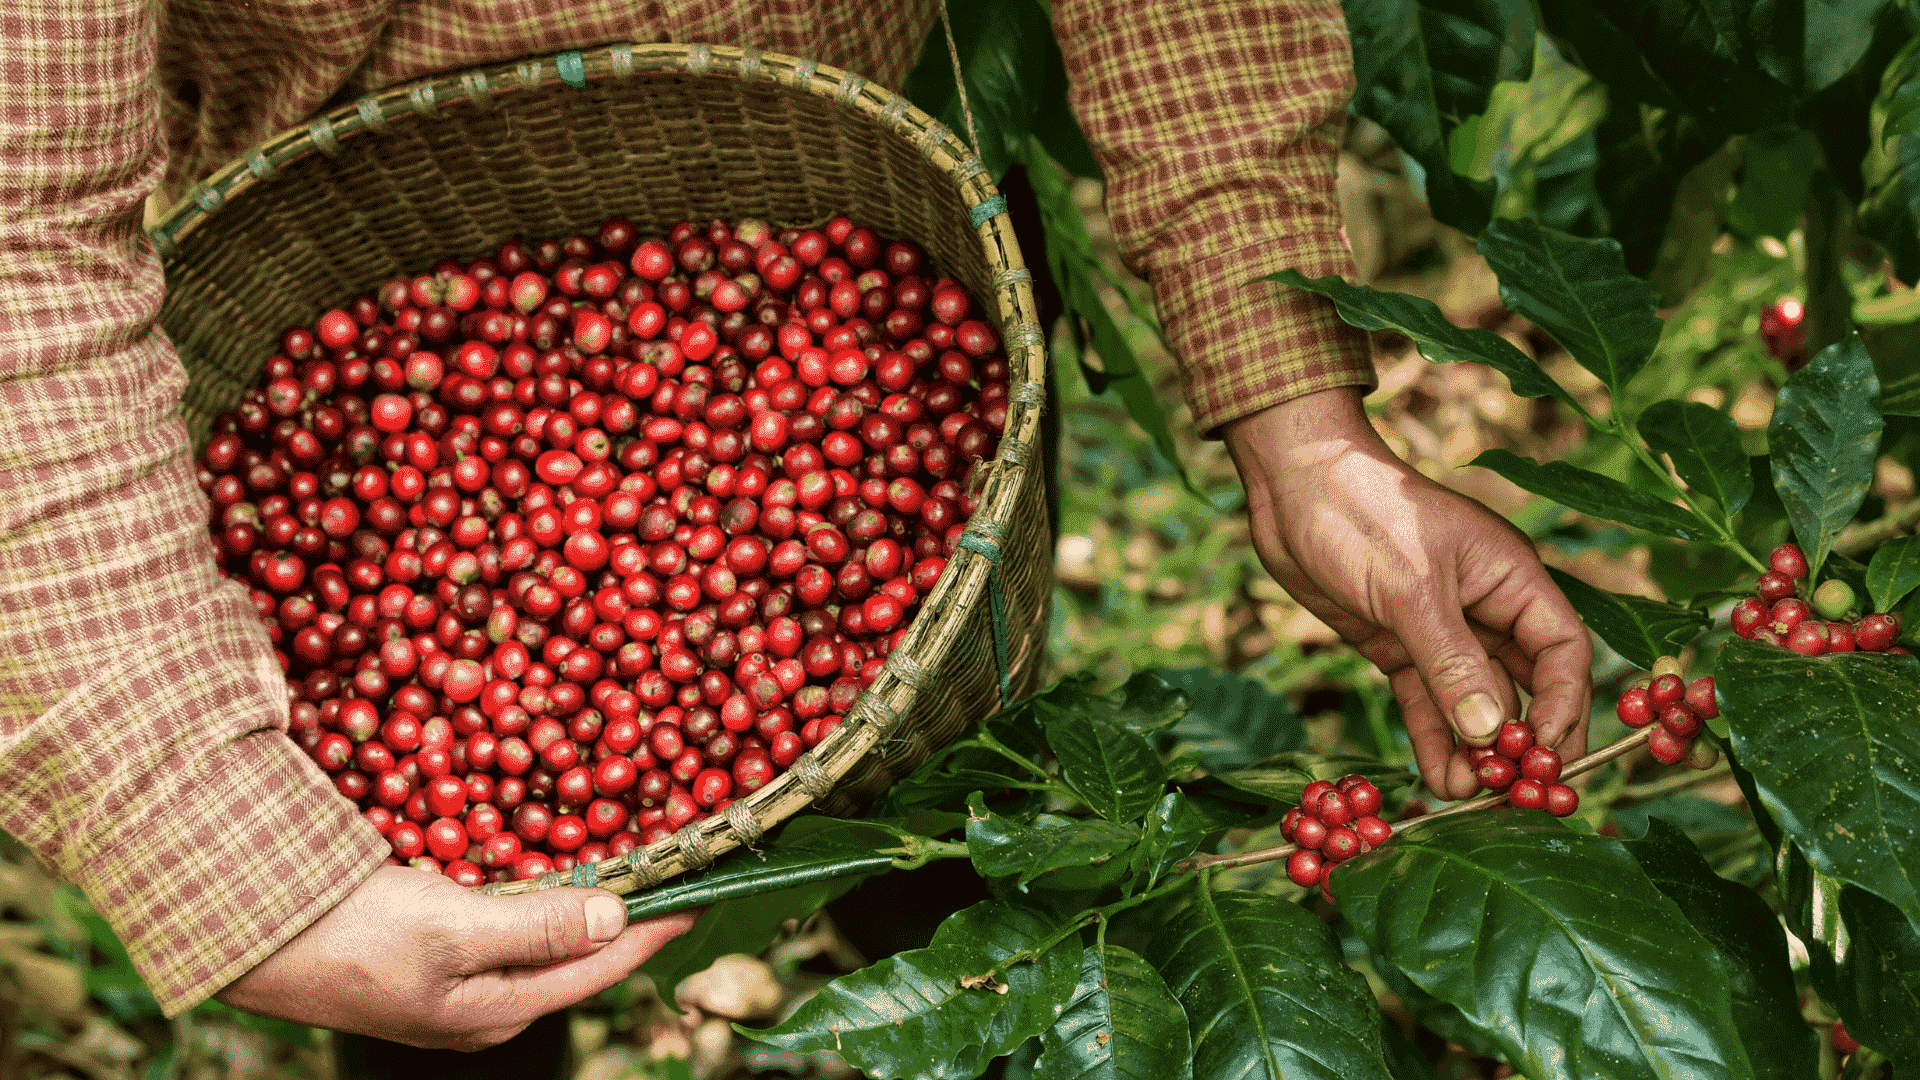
[153,43,1052,897]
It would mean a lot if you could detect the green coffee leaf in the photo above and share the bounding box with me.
[1146,889,1390,1080]
[1536,0,1794,132]
[1262,270,1580,412]
[1768,332,1883,579]
[1717,639,1920,925]
[1478,218,1662,395]
[1039,671,1188,735]
[1033,945,1191,1080]
[1337,810,1753,1080]
[1867,535,1920,613]
[623,817,902,923]
[1821,884,1920,1067]
[1342,0,1532,233]
[966,794,1139,886]
[1043,705,1166,824]
[1147,667,1302,771]
[1133,792,1209,890]
[1472,450,1710,539]
[1546,566,1712,668]
[1637,400,1753,516]
[1624,819,1817,1080]
[736,943,1014,1078]
[933,898,1084,1076]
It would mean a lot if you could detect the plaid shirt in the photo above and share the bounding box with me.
[0,0,1370,1016]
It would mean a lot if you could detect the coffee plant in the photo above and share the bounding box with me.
[613,3,1920,1079]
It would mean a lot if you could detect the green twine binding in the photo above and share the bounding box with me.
[557,51,587,89]
[956,531,1013,703]
[967,195,1007,229]
[571,861,599,888]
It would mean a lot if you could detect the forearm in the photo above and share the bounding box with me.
[0,0,385,1015]
[1051,0,1376,434]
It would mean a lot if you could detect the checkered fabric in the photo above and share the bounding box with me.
[0,0,1366,1017]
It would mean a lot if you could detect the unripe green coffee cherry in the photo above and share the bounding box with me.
[1651,655,1685,678]
[1813,579,1857,620]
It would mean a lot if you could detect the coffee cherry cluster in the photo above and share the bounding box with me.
[196,214,1010,884]
[1613,657,1722,768]
[1280,775,1393,901]
[1468,720,1578,817]
[1730,544,1905,656]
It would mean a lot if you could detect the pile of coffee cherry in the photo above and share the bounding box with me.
[198,214,1008,883]
[1730,544,1903,656]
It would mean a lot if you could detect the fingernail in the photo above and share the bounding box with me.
[585,894,624,943]
[1453,693,1503,745]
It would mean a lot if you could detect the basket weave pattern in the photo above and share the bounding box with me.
[154,43,1051,896]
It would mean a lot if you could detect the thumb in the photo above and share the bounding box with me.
[455,886,629,972]
[1398,600,1508,748]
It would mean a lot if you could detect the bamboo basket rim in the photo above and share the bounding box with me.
[153,41,1051,898]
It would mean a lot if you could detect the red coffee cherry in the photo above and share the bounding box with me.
[1476,756,1518,793]
[1769,543,1809,580]
[1543,784,1579,817]
[1616,687,1654,728]
[1286,849,1322,888]
[1648,674,1686,709]
[1508,778,1548,811]
[1683,676,1718,720]
[1494,721,1534,760]
[1518,746,1562,785]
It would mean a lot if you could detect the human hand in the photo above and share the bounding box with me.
[1223,388,1592,801]
[216,865,697,1049]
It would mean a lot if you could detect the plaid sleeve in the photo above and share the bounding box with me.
[0,0,387,1017]
[1051,0,1374,436]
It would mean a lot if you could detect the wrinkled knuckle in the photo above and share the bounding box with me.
[1427,651,1482,691]
[529,902,578,964]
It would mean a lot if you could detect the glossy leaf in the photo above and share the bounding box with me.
[1043,706,1166,823]
[1624,819,1817,1080]
[1884,35,1920,144]
[1473,450,1709,539]
[1768,332,1883,579]
[1262,270,1581,412]
[1344,0,1531,233]
[1337,810,1752,1080]
[1536,0,1794,132]
[1478,218,1662,394]
[1546,566,1712,668]
[1133,792,1209,890]
[623,818,902,922]
[1040,670,1188,735]
[967,794,1139,886]
[933,898,1084,1076]
[1033,945,1191,1080]
[1146,889,1390,1080]
[1637,400,1752,515]
[1867,535,1920,613]
[1148,666,1303,771]
[737,943,1015,1078]
[640,878,851,1006]
[1717,639,1920,924]
[1823,883,1920,1066]
[1207,753,1414,808]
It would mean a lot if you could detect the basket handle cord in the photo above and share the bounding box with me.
[937,0,984,153]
